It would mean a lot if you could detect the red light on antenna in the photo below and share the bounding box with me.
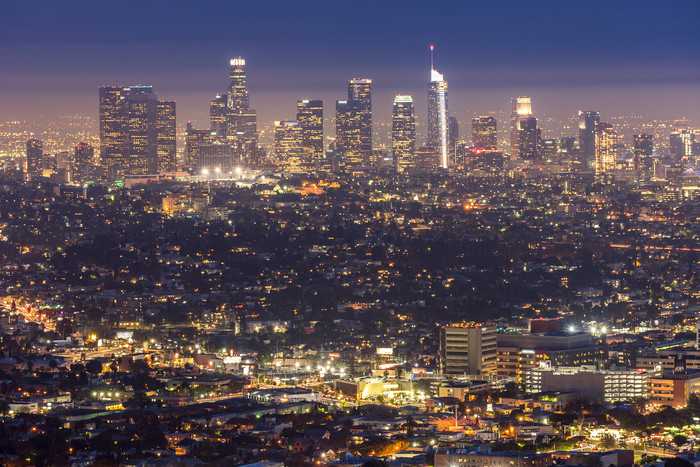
[430,45,434,50]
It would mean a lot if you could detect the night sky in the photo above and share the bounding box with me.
[2,0,700,135]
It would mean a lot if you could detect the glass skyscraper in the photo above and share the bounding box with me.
[391,95,415,173]
[427,46,448,169]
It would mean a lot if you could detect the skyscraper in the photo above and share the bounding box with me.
[296,100,323,170]
[440,325,497,376]
[518,116,539,160]
[391,95,416,173]
[472,116,497,150]
[335,79,372,169]
[74,142,94,182]
[99,85,176,179]
[448,116,459,163]
[185,122,216,172]
[633,133,654,177]
[274,120,305,173]
[669,128,695,163]
[510,97,532,158]
[156,100,176,172]
[26,139,43,179]
[223,58,260,167]
[209,94,227,137]
[579,110,600,169]
[595,122,617,180]
[427,46,449,169]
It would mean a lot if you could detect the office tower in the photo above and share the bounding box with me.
[274,120,306,173]
[210,94,227,137]
[510,97,532,157]
[99,86,128,178]
[99,85,176,179]
[26,139,43,179]
[156,101,176,172]
[296,99,323,170]
[335,79,372,169]
[196,141,233,174]
[440,325,497,376]
[391,95,416,173]
[669,128,695,162]
[427,46,449,169]
[595,122,617,180]
[633,134,654,176]
[471,116,497,150]
[74,142,94,182]
[448,116,459,162]
[579,110,600,169]
[518,116,539,159]
[124,86,158,175]
[541,138,558,162]
[185,122,216,172]
[558,137,577,166]
[223,57,259,168]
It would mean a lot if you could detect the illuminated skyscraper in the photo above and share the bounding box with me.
[224,57,259,168]
[595,122,617,180]
[296,100,323,170]
[633,133,654,177]
[518,116,539,159]
[99,85,176,179]
[448,116,459,162]
[74,142,94,182]
[209,94,227,137]
[99,86,128,178]
[391,95,416,173]
[427,46,449,169]
[510,97,532,158]
[669,128,694,162]
[26,139,43,179]
[472,116,497,150]
[274,120,306,173]
[185,122,216,172]
[579,110,600,169]
[335,78,372,169]
[156,100,176,172]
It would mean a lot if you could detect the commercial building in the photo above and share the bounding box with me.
[518,116,540,160]
[435,449,552,467]
[73,142,95,183]
[578,110,600,169]
[524,366,649,403]
[26,138,43,180]
[336,79,372,170]
[185,123,216,172]
[648,370,700,408]
[296,100,323,170]
[274,120,306,173]
[633,133,654,177]
[595,121,618,180]
[510,97,532,158]
[391,95,416,172]
[427,47,449,169]
[440,325,497,376]
[472,116,497,151]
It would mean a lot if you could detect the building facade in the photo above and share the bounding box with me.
[391,95,416,173]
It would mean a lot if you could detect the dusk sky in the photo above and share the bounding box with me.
[2,0,700,133]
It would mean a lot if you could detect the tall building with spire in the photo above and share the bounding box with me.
[392,95,415,173]
[427,45,449,169]
[510,97,532,158]
[226,57,258,145]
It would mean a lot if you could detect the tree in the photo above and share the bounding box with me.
[665,458,694,467]
[673,434,688,447]
[85,359,102,375]
[599,434,616,450]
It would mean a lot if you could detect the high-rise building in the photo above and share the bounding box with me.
[26,139,43,179]
[541,138,558,162]
[221,57,261,168]
[510,97,532,158]
[670,128,695,163]
[579,110,600,169]
[156,101,176,172]
[518,116,539,159]
[440,324,497,376]
[335,79,372,169]
[448,116,459,163]
[391,95,416,173]
[99,85,176,179]
[185,122,216,172]
[296,100,323,170]
[274,120,306,173]
[472,116,497,150]
[595,121,617,180]
[209,94,227,137]
[99,86,128,178]
[427,46,449,169]
[633,133,654,177]
[74,142,94,182]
